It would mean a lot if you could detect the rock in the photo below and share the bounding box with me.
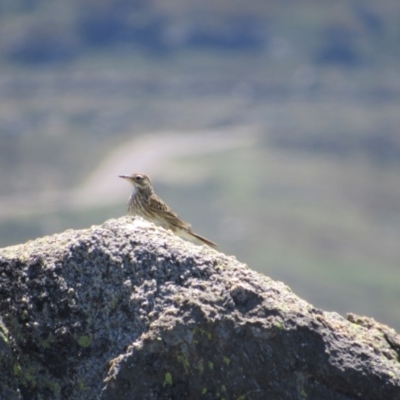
[0,216,399,400]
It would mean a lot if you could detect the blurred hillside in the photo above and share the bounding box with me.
[1,0,400,330]
[0,1,398,66]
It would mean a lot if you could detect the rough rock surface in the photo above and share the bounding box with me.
[0,217,399,400]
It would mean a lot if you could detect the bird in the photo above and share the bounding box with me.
[119,173,217,248]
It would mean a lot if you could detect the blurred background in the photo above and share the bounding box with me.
[1,0,400,330]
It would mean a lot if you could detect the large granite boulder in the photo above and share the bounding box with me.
[0,217,399,399]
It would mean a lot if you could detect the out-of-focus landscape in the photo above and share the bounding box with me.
[1,1,400,330]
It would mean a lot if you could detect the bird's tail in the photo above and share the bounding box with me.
[177,228,217,248]
[189,230,217,249]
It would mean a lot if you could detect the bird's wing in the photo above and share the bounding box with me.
[148,195,191,230]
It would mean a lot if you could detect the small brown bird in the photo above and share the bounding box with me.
[119,173,217,248]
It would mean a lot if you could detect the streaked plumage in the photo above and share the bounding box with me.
[119,173,217,248]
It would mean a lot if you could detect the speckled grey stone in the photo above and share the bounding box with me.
[0,217,399,400]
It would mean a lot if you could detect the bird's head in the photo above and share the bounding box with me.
[119,173,152,190]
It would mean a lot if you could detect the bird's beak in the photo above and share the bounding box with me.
[118,175,130,179]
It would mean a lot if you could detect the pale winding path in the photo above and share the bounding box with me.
[0,128,258,221]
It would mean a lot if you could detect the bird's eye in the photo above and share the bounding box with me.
[135,175,143,181]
